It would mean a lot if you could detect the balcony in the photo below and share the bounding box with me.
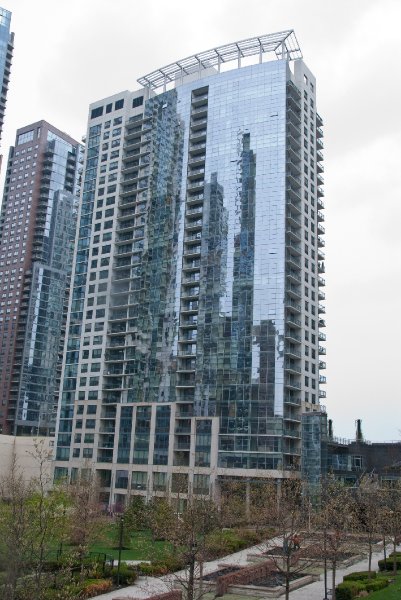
[191,104,208,116]
[189,141,207,153]
[318,332,326,341]
[286,227,302,242]
[318,346,326,355]
[186,205,203,216]
[317,223,325,235]
[285,330,301,344]
[284,361,301,374]
[286,186,302,204]
[187,167,205,179]
[318,304,325,314]
[286,107,301,127]
[318,276,325,287]
[189,129,206,145]
[190,116,207,129]
[286,159,301,177]
[319,375,327,384]
[286,315,301,328]
[286,253,301,269]
[186,219,203,231]
[287,239,301,255]
[319,390,326,399]
[285,379,301,390]
[285,299,301,313]
[286,270,301,284]
[187,179,205,191]
[285,347,301,359]
[286,172,301,190]
[319,361,326,370]
[283,429,301,438]
[286,132,301,151]
[286,212,301,228]
[184,246,201,258]
[286,284,301,299]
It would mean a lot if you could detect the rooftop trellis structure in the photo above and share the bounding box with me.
[137,30,302,92]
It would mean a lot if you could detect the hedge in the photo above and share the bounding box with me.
[108,564,138,584]
[335,581,366,600]
[336,575,389,599]
[365,578,389,592]
[343,571,377,581]
[378,558,401,571]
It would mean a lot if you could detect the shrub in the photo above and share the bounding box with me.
[138,561,169,576]
[344,571,376,581]
[236,528,264,546]
[80,578,113,598]
[335,580,365,600]
[365,578,389,592]
[206,530,245,558]
[109,564,138,585]
[378,558,401,571]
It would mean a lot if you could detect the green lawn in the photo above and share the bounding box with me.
[80,527,170,561]
[368,574,401,599]
[92,528,169,560]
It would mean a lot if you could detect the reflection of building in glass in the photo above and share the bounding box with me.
[54,32,326,507]
[0,121,82,435]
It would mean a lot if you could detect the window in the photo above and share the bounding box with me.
[132,96,144,108]
[115,99,124,110]
[106,103,112,114]
[91,106,103,119]
[17,130,34,145]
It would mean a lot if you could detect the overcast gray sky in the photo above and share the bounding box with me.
[2,0,401,441]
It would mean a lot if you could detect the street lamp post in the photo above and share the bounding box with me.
[117,515,125,586]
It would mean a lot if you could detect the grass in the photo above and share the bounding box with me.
[92,528,169,560]
[67,527,170,561]
[367,574,401,599]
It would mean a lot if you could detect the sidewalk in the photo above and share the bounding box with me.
[94,542,389,600]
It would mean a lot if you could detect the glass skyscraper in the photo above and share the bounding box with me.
[0,7,13,166]
[0,121,83,435]
[54,32,326,506]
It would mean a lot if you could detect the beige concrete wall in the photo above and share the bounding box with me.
[0,435,54,485]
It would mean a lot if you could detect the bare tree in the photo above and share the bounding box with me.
[66,467,106,579]
[317,477,355,600]
[0,443,33,600]
[350,475,382,575]
[147,492,220,600]
[253,479,317,600]
[381,481,401,574]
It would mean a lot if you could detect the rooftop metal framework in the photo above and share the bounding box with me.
[137,30,302,91]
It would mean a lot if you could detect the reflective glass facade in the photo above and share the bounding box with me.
[55,45,325,505]
[0,7,13,150]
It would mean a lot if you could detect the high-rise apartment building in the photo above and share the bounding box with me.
[54,32,326,506]
[0,121,83,435]
[0,7,13,169]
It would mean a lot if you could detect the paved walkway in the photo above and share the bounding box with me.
[94,542,390,600]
